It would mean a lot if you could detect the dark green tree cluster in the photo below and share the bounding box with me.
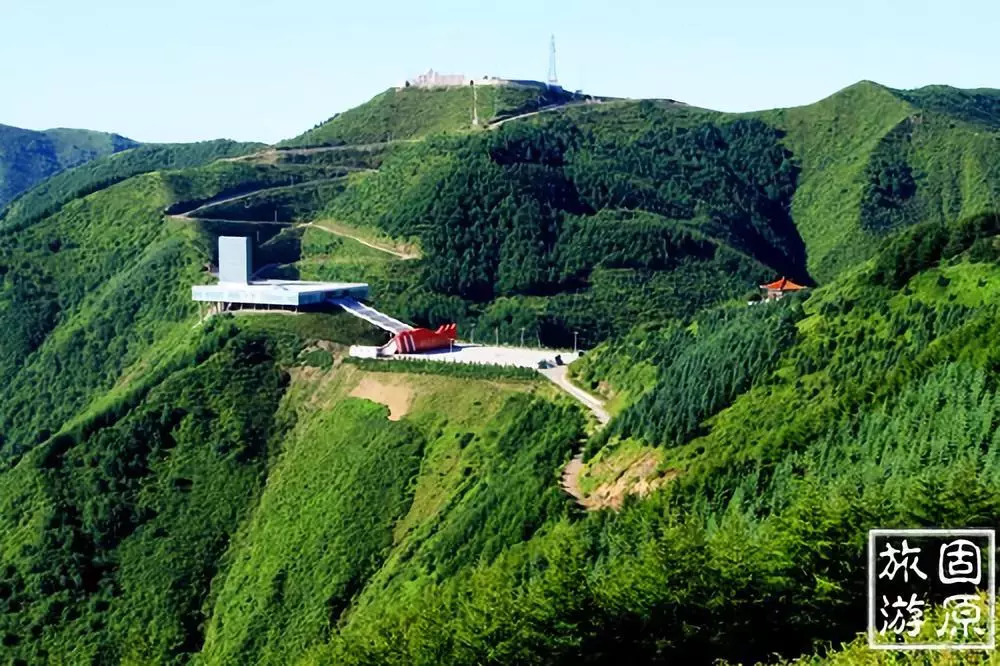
[860,119,920,232]
[600,299,801,450]
[871,212,1000,287]
[344,356,539,381]
[567,117,804,275]
[556,212,727,280]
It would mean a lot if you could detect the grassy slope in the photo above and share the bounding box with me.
[0,124,138,210]
[182,83,1000,344]
[297,215,1000,665]
[761,81,1000,281]
[547,82,1000,285]
[0,284,581,664]
[895,84,1000,129]
[900,108,1000,228]
[758,81,916,280]
[280,84,576,147]
[310,81,1000,280]
[200,361,576,664]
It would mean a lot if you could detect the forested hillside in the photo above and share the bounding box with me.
[0,124,137,211]
[1,81,1000,664]
[0,140,265,231]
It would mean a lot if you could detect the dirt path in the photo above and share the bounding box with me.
[172,177,351,220]
[303,222,419,260]
[486,99,628,129]
[561,453,587,507]
[169,173,417,262]
[538,365,615,510]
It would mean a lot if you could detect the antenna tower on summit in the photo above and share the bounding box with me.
[547,34,559,88]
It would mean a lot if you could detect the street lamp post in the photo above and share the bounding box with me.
[573,331,579,354]
[470,324,476,344]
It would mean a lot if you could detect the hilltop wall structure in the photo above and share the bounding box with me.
[401,69,530,89]
[407,69,469,87]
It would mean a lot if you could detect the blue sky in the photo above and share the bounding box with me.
[2,0,997,143]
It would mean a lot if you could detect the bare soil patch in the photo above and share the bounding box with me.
[566,451,678,511]
[349,376,414,420]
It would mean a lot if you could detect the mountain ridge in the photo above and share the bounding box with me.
[0,123,138,211]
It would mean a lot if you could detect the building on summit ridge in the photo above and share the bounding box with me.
[406,69,469,88]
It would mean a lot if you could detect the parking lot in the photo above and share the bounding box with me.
[389,343,575,368]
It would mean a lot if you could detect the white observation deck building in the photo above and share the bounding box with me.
[191,236,368,309]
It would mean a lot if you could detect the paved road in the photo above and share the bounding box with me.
[174,177,350,219]
[222,139,420,163]
[384,344,557,368]
[539,365,610,425]
[486,103,578,129]
[350,341,611,424]
[542,367,610,511]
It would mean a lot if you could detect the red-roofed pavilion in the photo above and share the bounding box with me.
[760,277,807,300]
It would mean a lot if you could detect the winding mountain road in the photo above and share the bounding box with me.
[539,365,610,425]
[172,176,357,220]
[223,139,420,164]
[170,179,417,262]
[486,103,584,129]
[539,365,610,510]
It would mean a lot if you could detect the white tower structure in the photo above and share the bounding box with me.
[218,236,252,284]
[547,34,559,88]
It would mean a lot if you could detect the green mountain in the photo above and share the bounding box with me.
[0,140,267,231]
[760,81,1000,280]
[1,81,1000,664]
[0,124,138,211]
